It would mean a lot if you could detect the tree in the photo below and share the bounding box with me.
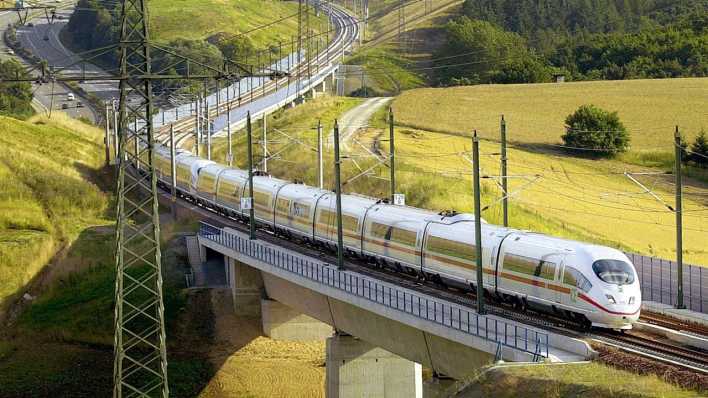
[0,59,33,119]
[490,55,553,83]
[562,104,630,156]
[207,32,256,61]
[434,17,535,85]
[690,130,708,167]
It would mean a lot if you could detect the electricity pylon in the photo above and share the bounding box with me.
[110,1,283,396]
[0,2,285,396]
[111,0,169,396]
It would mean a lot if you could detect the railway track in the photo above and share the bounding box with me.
[640,311,708,336]
[590,332,708,374]
[154,3,360,149]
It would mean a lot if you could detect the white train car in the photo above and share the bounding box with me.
[214,169,249,217]
[175,155,215,195]
[248,175,289,226]
[362,204,436,271]
[274,183,329,239]
[496,232,641,329]
[195,163,230,206]
[421,214,498,287]
[314,193,377,253]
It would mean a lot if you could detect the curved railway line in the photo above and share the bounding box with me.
[134,0,708,384]
[154,3,360,148]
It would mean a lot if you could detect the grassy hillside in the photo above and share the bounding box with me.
[376,127,708,264]
[206,93,708,265]
[460,363,702,398]
[393,78,708,150]
[150,0,329,47]
[0,114,109,313]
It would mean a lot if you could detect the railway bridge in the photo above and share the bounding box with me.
[134,4,595,395]
[177,204,594,396]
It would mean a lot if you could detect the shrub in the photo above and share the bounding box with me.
[690,130,708,167]
[562,105,630,156]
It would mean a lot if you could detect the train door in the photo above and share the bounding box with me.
[552,255,568,304]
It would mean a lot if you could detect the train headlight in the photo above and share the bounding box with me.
[605,294,616,304]
[628,296,635,305]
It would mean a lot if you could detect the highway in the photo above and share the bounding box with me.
[0,6,97,121]
[14,9,119,99]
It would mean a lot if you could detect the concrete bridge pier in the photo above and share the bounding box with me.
[261,298,333,341]
[326,332,423,398]
[226,256,263,317]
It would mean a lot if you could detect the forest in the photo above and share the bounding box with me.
[435,0,708,84]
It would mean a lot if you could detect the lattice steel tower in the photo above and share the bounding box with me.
[112,0,169,396]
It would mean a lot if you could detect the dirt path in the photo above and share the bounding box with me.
[329,97,392,152]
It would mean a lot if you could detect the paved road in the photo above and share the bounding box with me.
[330,97,391,151]
[15,9,118,99]
[0,6,97,121]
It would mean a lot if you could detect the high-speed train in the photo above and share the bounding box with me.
[139,145,641,330]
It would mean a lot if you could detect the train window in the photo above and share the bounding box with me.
[342,215,359,232]
[217,180,239,202]
[390,227,417,247]
[563,267,578,286]
[276,198,290,216]
[198,173,215,192]
[318,209,335,227]
[177,164,189,180]
[565,267,593,293]
[254,191,271,207]
[503,253,537,276]
[426,236,476,262]
[292,203,310,219]
[592,260,635,285]
[370,222,391,240]
[535,260,556,281]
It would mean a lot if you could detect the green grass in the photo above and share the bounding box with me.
[388,79,708,264]
[347,46,425,94]
[150,0,329,49]
[0,114,110,312]
[464,363,703,397]
[380,127,708,264]
[393,78,708,151]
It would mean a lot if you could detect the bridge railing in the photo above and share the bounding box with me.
[198,222,550,359]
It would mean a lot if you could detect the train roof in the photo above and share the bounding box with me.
[219,168,248,181]
[510,231,629,264]
[177,155,215,168]
[199,163,230,175]
[277,183,329,201]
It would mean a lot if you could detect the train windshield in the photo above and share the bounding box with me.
[592,260,635,285]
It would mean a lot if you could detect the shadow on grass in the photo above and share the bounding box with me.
[0,202,256,397]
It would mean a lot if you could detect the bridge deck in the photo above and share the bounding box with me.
[197,222,592,367]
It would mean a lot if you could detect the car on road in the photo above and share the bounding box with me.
[76,101,83,108]
[6,49,14,55]
[61,103,68,110]
[66,93,75,101]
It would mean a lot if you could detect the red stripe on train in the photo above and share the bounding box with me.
[579,293,640,316]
